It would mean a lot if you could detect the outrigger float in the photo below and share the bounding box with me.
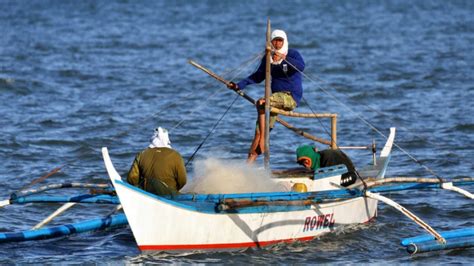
[1,20,473,255]
[0,182,126,243]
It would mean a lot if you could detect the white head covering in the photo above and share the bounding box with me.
[149,127,172,148]
[270,29,288,65]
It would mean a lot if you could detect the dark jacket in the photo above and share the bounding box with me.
[127,147,187,195]
[318,149,356,173]
[237,48,305,105]
[318,149,357,187]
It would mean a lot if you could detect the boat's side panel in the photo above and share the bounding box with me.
[114,181,377,251]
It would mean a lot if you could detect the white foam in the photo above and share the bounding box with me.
[181,158,287,194]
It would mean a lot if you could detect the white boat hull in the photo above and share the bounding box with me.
[113,179,377,251]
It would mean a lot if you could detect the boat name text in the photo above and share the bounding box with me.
[303,213,335,232]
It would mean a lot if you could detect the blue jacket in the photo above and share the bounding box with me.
[237,48,305,105]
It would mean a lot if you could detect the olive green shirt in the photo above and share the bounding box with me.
[127,147,187,195]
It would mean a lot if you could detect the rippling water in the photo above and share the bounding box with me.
[1,0,473,264]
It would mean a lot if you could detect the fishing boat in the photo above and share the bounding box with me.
[103,143,474,254]
[1,20,472,256]
[101,127,395,252]
[102,20,474,254]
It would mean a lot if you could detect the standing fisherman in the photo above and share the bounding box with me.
[127,127,187,195]
[228,29,305,163]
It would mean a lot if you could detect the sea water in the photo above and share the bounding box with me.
[0,0,473,263]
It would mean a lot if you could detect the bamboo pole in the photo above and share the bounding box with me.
[441,182,474,199]
[331,115,337,149]
[19,166,63,192]
[188,60,257,104]
[188,60,231,86]
[218,198,315,211]
[1,165,64,208]
[365,176,474,187]
[338,146,369,150]
[0,199,10,208]
[264,19,271,169]
[270,107,336,118]
[365,191,446,244]
[275,118,331,146]
[32,202,76,230]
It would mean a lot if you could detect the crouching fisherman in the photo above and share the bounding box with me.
[296,145,357,187]
[127,127,187,196]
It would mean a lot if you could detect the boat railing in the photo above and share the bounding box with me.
[272,107,379,166]
[270,107,337,149]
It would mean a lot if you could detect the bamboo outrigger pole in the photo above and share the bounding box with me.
[365,191,446,244]
[264,18,271,169]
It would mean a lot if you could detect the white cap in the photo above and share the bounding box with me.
[271,29,287,42]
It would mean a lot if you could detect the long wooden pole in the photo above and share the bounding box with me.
[275,118,331,145]
[188,60,333,146]
[188,60,257,104]
[270,108,336,118]
[0,165,64,208]
[331,115,337,149]
[264,19,271,169]
[188,60,231,86]
[441,182,474,199]
[19,166,63,192]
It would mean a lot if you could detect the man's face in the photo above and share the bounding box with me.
[272,38,284,50]
[297,158,312,169]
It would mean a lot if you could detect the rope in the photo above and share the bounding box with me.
[185,95,239,166]
[169,89,222,131]
[301,96,333,143]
